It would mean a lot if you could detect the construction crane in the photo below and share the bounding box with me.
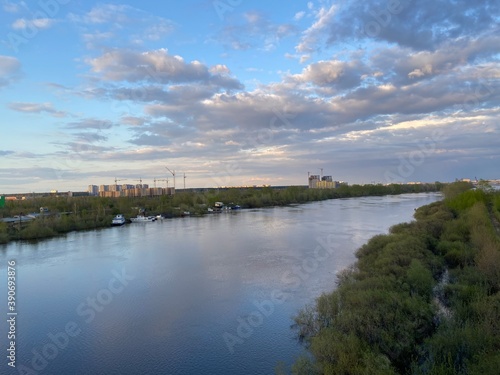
[183,173,186,190]
[165,167,176,191]
[113,178,127,192]
[154,178,168,188]
[114,178,127,185]
[132,178,143,187]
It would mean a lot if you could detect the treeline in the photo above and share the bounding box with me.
[286,182,500,374]
[0,183,441,244]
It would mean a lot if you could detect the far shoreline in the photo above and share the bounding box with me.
[0,183,443,244]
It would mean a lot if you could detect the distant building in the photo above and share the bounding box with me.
[98,186,175,198]
[316,180,338,189]
[88,185,99,196]
[308,175,320,188]
[308,173,344,189]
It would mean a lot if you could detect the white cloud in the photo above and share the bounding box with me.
[12,18,56,30]
[8,102,68,117]
[216,11,297,52]
[72,4,130,24]
[86,49,243,90]
[295,4,336,53]
[294,11,306,21]
[69,4,175,49]
[65,119,115,130]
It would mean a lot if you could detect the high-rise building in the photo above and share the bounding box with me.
[87,185,99,196]
[308,175,320,188]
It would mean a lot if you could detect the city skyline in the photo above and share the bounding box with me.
[1,1,499,194]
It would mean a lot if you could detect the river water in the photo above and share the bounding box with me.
[0,193,441,375]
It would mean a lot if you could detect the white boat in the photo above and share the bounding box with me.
[130,215,156,223]
[112,214,126,226]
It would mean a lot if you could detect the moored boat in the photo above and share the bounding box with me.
[112,214,126,226]
[130,215,156,223]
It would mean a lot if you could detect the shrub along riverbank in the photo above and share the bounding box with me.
[286,182,500,374]
[0,183,441,244]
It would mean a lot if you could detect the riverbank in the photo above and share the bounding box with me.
[0,183,442,244]
[287,182,500,374]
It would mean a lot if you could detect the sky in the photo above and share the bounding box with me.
[0,0,499,193]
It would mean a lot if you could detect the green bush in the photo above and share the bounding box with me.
[290,189,500,375]
[0,222,9,243]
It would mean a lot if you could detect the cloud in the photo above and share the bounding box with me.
[8,102,68,117]
[69,4,175,49]
[76,23,499,175]
[142,19,175,41]
[367,33,500,87]
[294,11,306,21]
[216,11,297,51]
[72,132,108,143]
[32,3,495,188]
[296,4,336,54]
[12,18,56,30]
[86,48,243,90]
[121,116,148,126]
[0,150,15,156]
[0,55,22,88]
[70,4,131,25]
[290,60,366,90]
[65,119,114,130]
[87,49,204,82]
[298,0,500,53]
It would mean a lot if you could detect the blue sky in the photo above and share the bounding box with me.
[0,0,499,193]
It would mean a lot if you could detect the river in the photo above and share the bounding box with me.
[0,192,441,375]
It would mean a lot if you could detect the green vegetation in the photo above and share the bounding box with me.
[287,183,500,374]
[0,183,440,244]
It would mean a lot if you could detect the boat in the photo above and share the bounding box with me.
[112,214,126,226]
[208,202,225,213]
[130,215,156,223]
